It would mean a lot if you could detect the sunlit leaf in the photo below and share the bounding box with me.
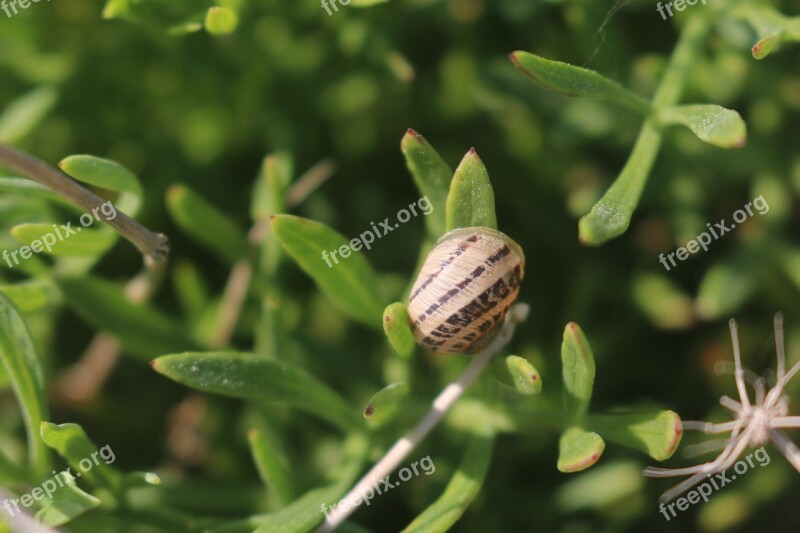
[40,422,122,492]
[35,471,101,527]
[363,382,409,427]
[588,411,682,461]
[12,224,116,258]
[561,322,595,421]
[271,214,385,328]
[383,302,416,358]
[445,149,496,231]
[248,428,294,504]
[557,427,605,473]
[509,51,651,114]
[151,352,359,430]
[659,104,747,148]
[401,129,451,239]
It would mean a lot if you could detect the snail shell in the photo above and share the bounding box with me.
[407,227,525,354]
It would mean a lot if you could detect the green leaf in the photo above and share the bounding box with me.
[11,224,116,258]
[402,429,494,532]
[632,273,694,330]
[167,185,248,264]
[363,382,409,427]
[0,86,58,144]
[578,124,661,246]
[59,155,141,197]
[445,149,496,231]
[205,7,238,35]
[0,292,49,475]
[151,352,359,430]
[34,471,102,527]
[40,422,122,493]
[696,261,754,320]
[59,155,143,215]
[587,411,682,461]
[509,51,652,115]
[350,0,389,6]
[247,428,294,504]
[251,153,291,224]
[504,355,542,395]
[58,276,196,361]
[382,302,416,358]
[561,322,595,421]
[659,105,747,148]
[555,461,643,512]
[557,427,605,473]
[243,434,368,533]
[271,214,385,329]
[0,280,59,313]
[401,129,451,239]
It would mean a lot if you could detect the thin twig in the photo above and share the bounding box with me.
[317,304,529,532]
[0,143,169,261]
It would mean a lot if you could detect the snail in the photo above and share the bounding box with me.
[407,227,525,354]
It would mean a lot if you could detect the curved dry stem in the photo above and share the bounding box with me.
[0,143,169,261]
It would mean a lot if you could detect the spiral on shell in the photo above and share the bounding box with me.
[407,227,525,354]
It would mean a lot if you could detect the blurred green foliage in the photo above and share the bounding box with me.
[1,0,800,531]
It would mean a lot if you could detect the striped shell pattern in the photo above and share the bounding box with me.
[407,227,525,354]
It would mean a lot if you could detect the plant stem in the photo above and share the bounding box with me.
[578,15,711,246]
[316,304,528,532]
[0,143,169,261]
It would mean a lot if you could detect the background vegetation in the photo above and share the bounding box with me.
[1,0,800,531]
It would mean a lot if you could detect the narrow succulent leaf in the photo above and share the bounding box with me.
[167,185,248,264]
[271,214,385,328]
[0,293,49,475]
[350,0,389,6]
[587,411,683,461]
[383,302,416,358]
[504,355,542,395]
[151,352,359,430]
[659,105,747,148]
[0,87,58,144]
[40,422,123,492]
[11,224,116,258]
[0,280,59,314]
[555,462,644,511]
[632,273,694,330]
[752,33,782,59]
[172,261,210,324]
[695,261,754,320]
[255,293,283,359]
[58,276,196,361]
[509,51,652,115]
[247,429,294,504]
[402,429,494,532]
[247,435,368,533]
[561,322,595,421]
[205,7,238,35]
[363,382,409,427]
[578,124,661,246]
[34,471,101,527]
[445,149,497,231]
[251,153,291,223]
[59,155,142,197]
[401,129,451,239]
[557,427,605,473]
[59,155,142,215]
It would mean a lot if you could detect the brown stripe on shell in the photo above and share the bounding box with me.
[408,228,524,354]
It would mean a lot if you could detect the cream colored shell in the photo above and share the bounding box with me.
[407,227,525,354]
